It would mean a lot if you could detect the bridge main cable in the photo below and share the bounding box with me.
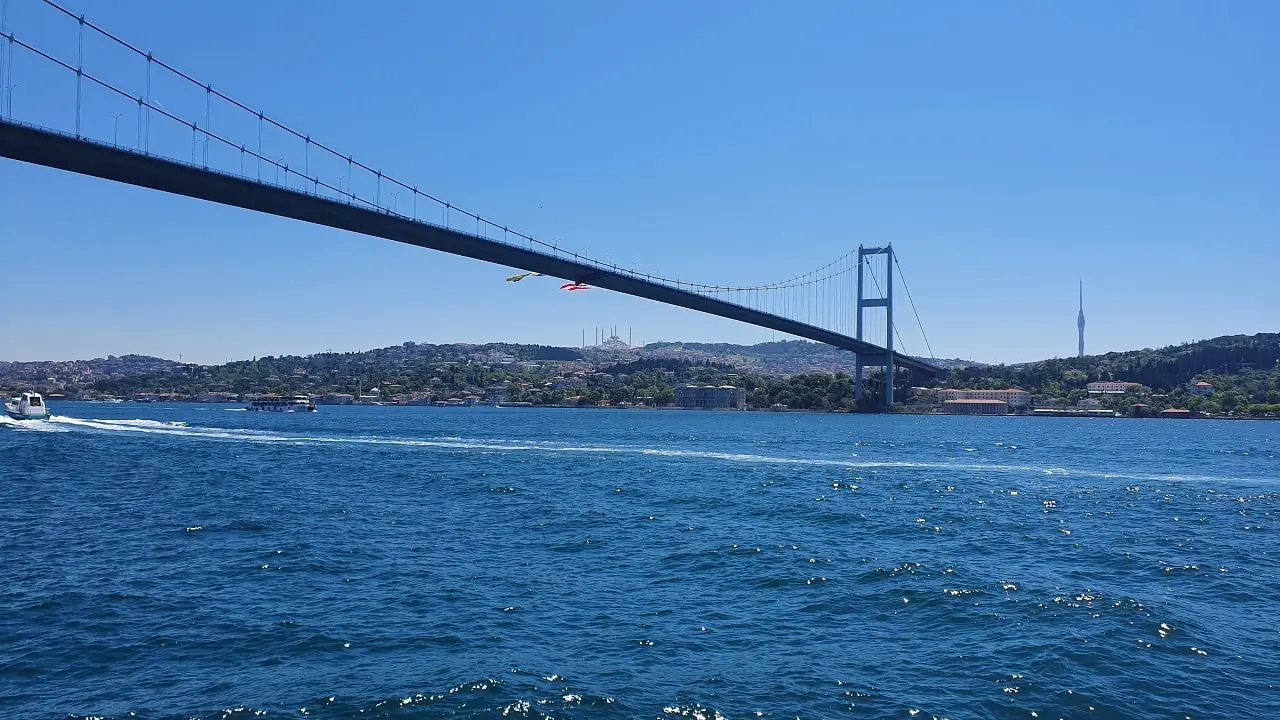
[2,1,940,374]
[30,0,867,299]
[27,0,841,299]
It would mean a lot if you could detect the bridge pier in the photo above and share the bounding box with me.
[855,244,895,408]
[854,255,864,403]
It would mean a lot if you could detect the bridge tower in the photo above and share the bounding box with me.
[854,244,894,408]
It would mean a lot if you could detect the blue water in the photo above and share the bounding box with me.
[2,404,1277,719]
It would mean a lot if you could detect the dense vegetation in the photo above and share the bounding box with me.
[939,333,1280,415]
[10,333,1278,416]
[75,348,898,411]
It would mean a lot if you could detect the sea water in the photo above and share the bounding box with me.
[1,404,1277,719]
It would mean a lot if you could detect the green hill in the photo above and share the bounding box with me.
[944,333,1280,415]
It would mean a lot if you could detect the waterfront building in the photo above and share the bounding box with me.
[937,388,1032,408]
[485,384,509,404]
[1030,407,1116,417]
[676,385,746,410]
[316,393,355,405]
[942,399,1009,415]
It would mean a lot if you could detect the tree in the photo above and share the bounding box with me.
[1218,391,1246,413]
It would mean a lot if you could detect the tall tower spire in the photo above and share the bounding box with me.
[1077,280,1086,358]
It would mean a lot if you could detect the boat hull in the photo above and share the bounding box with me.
[5,408,49,420]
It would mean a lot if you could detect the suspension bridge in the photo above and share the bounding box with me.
[0,0,941,404]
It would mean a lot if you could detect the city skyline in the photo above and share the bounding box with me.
[2,1,1278,365]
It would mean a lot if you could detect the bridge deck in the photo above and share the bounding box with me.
[0,120,939,376]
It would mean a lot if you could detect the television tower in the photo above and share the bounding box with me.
[1077,280,1086,358]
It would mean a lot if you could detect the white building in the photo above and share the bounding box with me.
[937,388,1032,408]
[1086,381,1141,395]
[317,393,355,405]
[1189,381,1215,397]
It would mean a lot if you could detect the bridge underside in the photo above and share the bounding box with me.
[0,120,939,377]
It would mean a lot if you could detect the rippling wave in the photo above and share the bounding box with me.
[3,404,1277,719]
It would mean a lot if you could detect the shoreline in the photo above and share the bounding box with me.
[45,399,1278,420]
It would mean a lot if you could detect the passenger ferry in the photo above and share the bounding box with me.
[246,395,316,412]
[5,392,50,420]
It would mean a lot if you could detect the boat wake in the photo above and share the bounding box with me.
[0,415,69,432]
[28,415,1260,484]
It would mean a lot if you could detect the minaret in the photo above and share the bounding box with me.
[1077,280,1086,358]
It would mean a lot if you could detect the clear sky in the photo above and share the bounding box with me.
[2,0,1277,365]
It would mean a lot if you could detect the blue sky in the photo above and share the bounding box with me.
[2,0,1277,365]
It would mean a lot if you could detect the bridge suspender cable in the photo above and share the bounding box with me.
[893,255,935,360]
[26,0,870,300]
[862,255,909,357]
[3,0,941,377]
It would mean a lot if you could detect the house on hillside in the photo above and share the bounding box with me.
[1086,381,1142,395]
[1190,381,1215,397]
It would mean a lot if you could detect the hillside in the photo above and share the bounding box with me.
[5,334,1277,415]
[949,333,1279,390]
[641,340,973,374]
[942,333,1280,414]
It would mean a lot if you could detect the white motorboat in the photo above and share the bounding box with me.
[5,392,51,420]
[247,395,316,412]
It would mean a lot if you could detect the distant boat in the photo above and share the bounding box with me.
[246,395,316,412]
[5,392,50,420]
